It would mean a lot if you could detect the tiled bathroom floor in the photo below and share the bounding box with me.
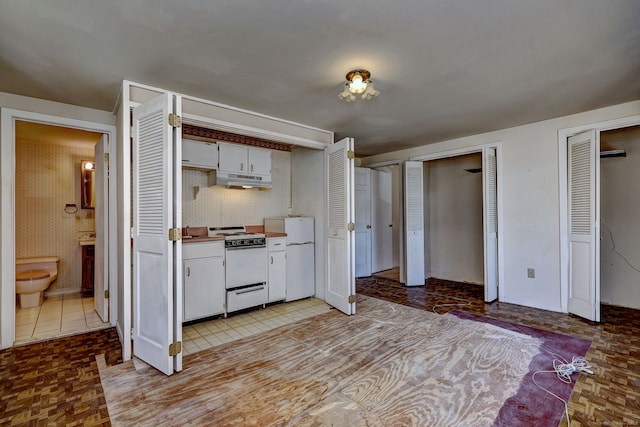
[15,293,110,345]
[182,298,332,355]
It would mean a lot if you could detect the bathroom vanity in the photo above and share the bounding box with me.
[81,244,94,296]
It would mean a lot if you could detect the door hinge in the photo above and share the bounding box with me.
[347,222,355,232]
[168,113,182,128]
[346,150,355,160]
[169,341,182,356]
[104,289,109,299]
[348,295,357,304]
[169,228,182,241]
[104,153,109,162]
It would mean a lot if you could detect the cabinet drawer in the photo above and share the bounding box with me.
[267,237,286,251]
[183,241,224,259]
[227,284,268,313]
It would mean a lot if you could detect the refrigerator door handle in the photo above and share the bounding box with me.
[287,242,314,246]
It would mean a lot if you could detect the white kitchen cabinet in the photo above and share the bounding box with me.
[183,241,225,322]
[182,139,218,170]
[218,141,271,176]
[267,237,286,302]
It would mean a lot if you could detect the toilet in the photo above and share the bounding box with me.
[16,256,60,308]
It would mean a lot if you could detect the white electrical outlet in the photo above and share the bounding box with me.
[527,268,535,279]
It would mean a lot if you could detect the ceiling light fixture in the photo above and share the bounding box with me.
[338,69,379,101]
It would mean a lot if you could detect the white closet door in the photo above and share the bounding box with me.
[404,161,425,286]
[568,130,600,321]
[132,93,181,375]
[483,147,498,302]
[94,135,109,321]
[326,137,356,315]
[355,167,372,278]
[371,169,394,273]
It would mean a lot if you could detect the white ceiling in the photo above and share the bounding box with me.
[1,0,639,156]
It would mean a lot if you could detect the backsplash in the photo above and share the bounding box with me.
[182,150,291,226]
[16,140,95,295]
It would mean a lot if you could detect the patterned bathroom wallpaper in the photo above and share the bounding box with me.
[16,140,96,295]
[182,150,291,227]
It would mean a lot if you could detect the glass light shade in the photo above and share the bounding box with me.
[349,74,367,94]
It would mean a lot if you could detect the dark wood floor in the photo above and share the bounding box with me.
[2,277,638,426]
[0,328,122,426]
[358,276,640,427]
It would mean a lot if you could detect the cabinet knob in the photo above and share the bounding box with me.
[240,163,244,171]
[270,256,273,264]
[250,164,254,172]
[366,224,371,229]
[187,267,191,277]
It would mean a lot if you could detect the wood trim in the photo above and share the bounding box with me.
[183,124,291,152]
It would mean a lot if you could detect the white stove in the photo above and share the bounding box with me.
[209,226,268,313]
[208,226,266,248]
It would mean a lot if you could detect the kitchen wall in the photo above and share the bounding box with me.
[600,125,640,309]
[361,99,640,313]
[15,139,95,295]
[427,153,484,284]
[182,150,291,226]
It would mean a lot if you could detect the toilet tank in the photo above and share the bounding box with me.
[16,256,60,277]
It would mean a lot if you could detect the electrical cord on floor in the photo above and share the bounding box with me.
[532,355,593,426]
[427,291,472,314]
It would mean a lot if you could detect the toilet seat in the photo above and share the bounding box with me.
[16,270,50,281]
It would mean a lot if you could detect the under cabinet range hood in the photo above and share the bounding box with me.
[208,170,272,189]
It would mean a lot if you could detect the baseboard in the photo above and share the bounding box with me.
[45,287,82,297]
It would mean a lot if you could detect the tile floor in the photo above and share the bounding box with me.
[182,297,332,355]
[15,293,110,345]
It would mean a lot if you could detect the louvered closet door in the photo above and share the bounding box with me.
[483,147,498,302]
[404,161,425,286]
[568,130,599,321]
[132,93,177,375]
[326,137,356,315]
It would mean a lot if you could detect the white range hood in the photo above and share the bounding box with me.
[208,170,272,189]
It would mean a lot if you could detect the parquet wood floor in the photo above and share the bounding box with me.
[0,327,122,426]
[357,276,640,427]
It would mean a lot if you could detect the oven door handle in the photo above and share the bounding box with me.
[234,285,265,295]
[226,245,266,250]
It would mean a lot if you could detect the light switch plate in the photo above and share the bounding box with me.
[527,268,535,279]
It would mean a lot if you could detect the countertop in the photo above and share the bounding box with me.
[180,226,287,243]
[265,232,287,238]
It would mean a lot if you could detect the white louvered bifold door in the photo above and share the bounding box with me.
[568,130,599,321]
[404,161,425,286]
[132,93,176,375]
[325,137,356,315]
[483,147,498,302]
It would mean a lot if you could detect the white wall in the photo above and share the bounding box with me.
[361,100,640,312]
[1,92,115,348]
[428,153,484,284]
[600,125,640,309]
[182,150,290,227]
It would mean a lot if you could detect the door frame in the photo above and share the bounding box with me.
[364,160,405,282]
[0,108,117,349]
[410,141,504,300]
[558,114,640,315]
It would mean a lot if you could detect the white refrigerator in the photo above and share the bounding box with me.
[264,217,315,301]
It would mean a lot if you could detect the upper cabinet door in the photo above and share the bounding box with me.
[248,147,271,176]
[182,140,218,170]
[218,142,247,174]
[218,142,271,176]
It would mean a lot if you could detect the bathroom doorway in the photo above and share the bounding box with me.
[0,109,117,349]
[13,121,109,344]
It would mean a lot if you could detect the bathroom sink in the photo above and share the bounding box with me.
[78,231,96,245]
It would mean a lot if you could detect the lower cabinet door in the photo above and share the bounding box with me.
[183,256,225,322]
[268,251,286,302]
